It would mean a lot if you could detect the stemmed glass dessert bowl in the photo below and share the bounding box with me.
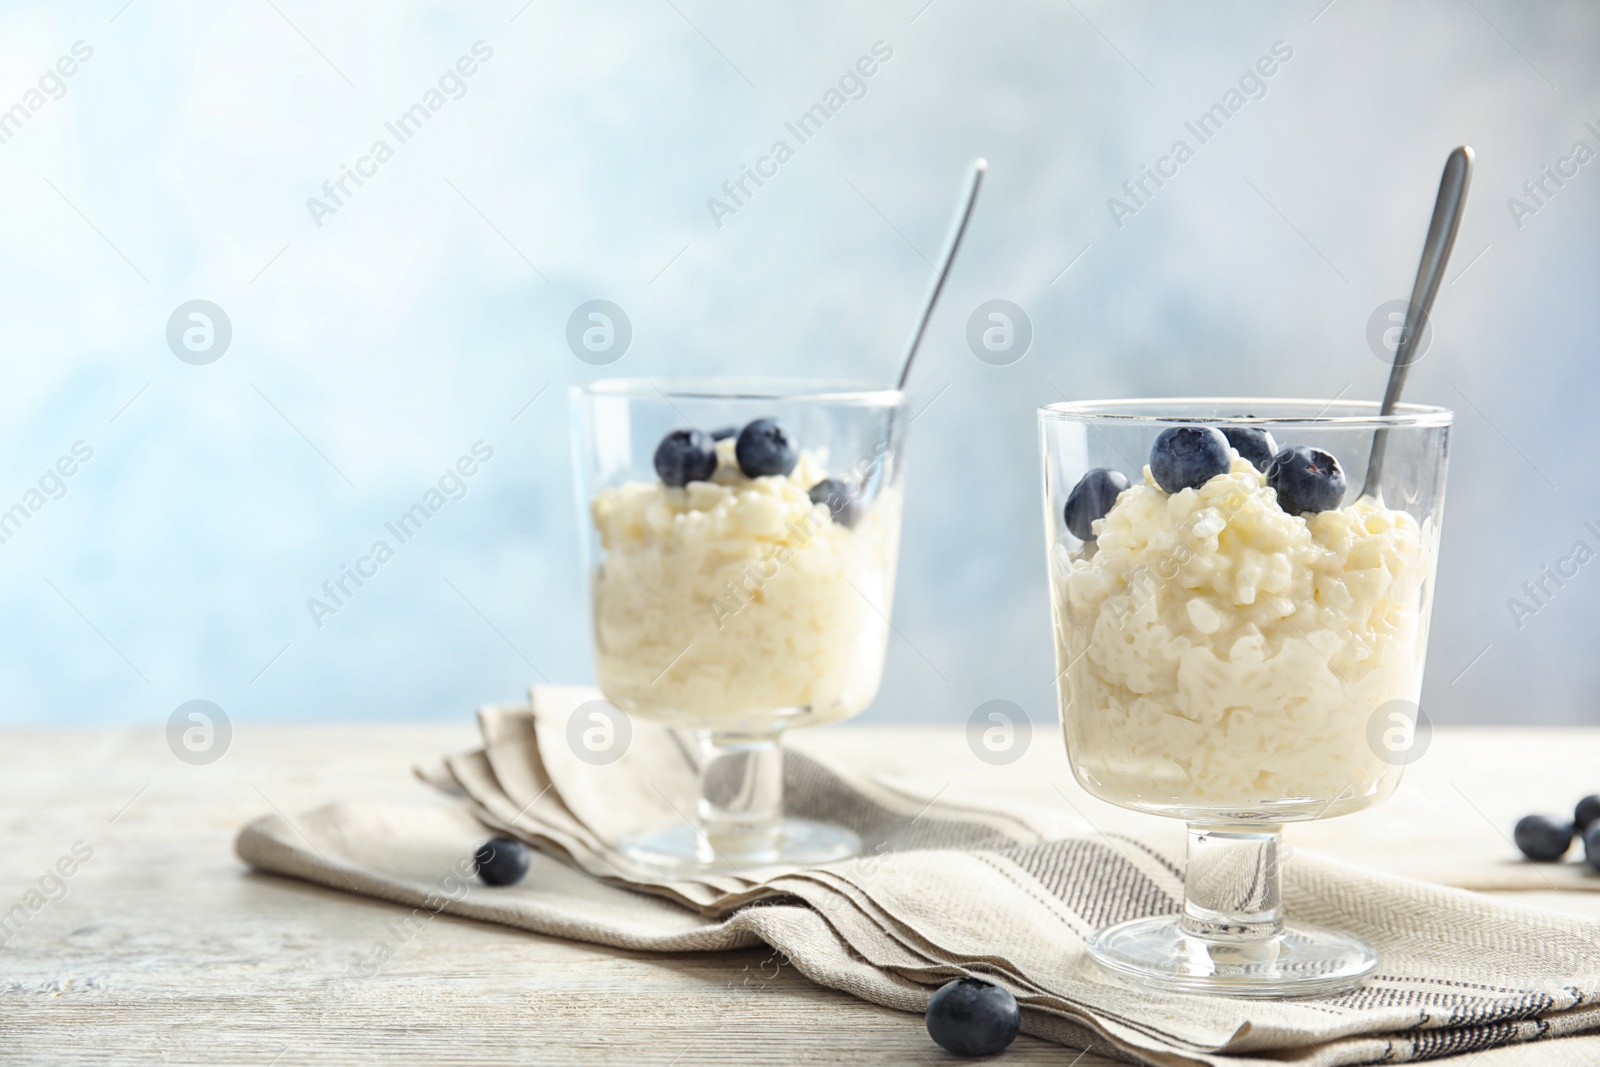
[572,378,908,872]
[1040,398,1451,996]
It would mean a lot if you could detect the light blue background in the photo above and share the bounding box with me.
[2,1,1596,728]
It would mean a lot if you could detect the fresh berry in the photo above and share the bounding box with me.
[1064,468,1130,541]
[474,837,530,886]
[1265,445,1347,515]
[809,478,863,528]
[925,977,1020,1058]
[710,426,738,441]
[1221,426,1279,472]
[1513,815,1573,863]
[1575,795,1600,833]
[1149,426,1231,493]
[735,418,798,478]
[1586,823,1600,873]
[653,429,718,487]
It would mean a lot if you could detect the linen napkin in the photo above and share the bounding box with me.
[236,686,1600,1066]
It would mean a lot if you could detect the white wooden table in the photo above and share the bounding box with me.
[3,724,1597,1065]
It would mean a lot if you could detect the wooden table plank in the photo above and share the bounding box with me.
[2,724,1596,1065]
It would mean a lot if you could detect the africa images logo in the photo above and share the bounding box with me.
[305,442,494,628]
[0,441,94,550]
[705,41,894,229]
[306,42,495,228]
[0,41,94,149]
[166,300,233,365]
[1105,40,1293,228]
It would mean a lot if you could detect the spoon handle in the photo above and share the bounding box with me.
[895,159,986,391]
[1362,145,1474,498]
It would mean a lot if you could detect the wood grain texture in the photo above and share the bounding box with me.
[1,724,1597,1065]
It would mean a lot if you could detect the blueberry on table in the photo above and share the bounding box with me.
[1221,426,1279,472]
[1265,445,1347,515]
[709,426,738,441]
[735,418,798,478]
[808,478,863,528]
[1575,795,1600,833]
[925,977,1020,1058]
[1513,815,1573,863]
[654,429,719,487]
[474,837,530,886]
[1586,823,1600,873]
[1149,426,1231,493]
[1064,468,1130,541]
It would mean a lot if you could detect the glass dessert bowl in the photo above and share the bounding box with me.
[572,378,908,872]
[1039,398,1451,996]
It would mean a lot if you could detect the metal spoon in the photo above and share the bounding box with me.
[894,158,986,390]
[1360,145,1474,500]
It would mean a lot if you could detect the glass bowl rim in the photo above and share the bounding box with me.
[1038,397,1453,428]
[577,377,906,405]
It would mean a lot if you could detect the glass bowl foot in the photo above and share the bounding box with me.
[1087,915,1377,998]
[617,817,861,874]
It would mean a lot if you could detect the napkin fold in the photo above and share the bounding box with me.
[236,686,1600,1066]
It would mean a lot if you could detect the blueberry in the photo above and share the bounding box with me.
[735,418,798,478]
[1513,815,1573,863]
[1221,426,1279,472]
[653,429,718,487]
[1063,468,1130,541]
[710,426,738,441]
[1265,445,1347,515]
[473,837,530,886]
[1149,426,1231,493]
[925,977,1020,1058]
[1586,823,1600,873]
[1575,795,1600,833]
[809,478,863,528]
